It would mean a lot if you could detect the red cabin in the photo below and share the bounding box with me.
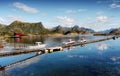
[14,32,25,37]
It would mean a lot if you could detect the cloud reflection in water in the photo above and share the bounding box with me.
[96,43,108,51]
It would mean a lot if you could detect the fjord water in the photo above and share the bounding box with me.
[0,35,120,76]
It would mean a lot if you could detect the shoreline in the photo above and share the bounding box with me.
[1,33,119,40]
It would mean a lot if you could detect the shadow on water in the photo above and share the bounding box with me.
[0,53,42,76]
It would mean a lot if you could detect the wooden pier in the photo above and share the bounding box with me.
[62,36,117,48]
[0,36,119,57]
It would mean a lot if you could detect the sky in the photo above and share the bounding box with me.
[0,0,120,31]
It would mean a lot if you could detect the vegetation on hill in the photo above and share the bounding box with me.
[0,21,50,35]
[0,21,95,36]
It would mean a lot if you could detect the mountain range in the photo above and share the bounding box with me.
[0,21,119,36]
[52,25,95,35]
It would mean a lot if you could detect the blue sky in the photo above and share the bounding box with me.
[0,0,120,31]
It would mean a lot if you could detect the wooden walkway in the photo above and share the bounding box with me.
[0,36,119,57]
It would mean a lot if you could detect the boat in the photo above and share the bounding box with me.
[27,42,46,50]
[78,38,86,43]
[62,39,75,45]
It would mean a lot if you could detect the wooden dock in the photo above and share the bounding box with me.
[0,36,119,57]
[62,36,117,48]
[0,36,119,72]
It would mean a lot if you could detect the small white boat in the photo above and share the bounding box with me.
[62,39,75,45]
[27,42,46,50]
[78,38,86,43]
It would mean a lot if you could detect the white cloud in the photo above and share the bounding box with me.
[7,15,23,21]
[66,9,87,13]
[96,11,104,15]
[96,16,108,22]
[0,17,4,23]
[57,16,75,26]
[13,2,38,13]
[66,10,76,13]
[0,15,23,25]
[78,9,87,12]
[110,3,120,8]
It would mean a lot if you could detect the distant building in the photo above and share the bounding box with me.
[14,32,25,37]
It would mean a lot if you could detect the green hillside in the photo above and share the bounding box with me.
[3,21,49,35]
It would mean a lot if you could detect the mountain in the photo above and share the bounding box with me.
[52,25,63,33]
[0,23,7,26]
[0,23,6,29]
[79,27,94,33]
[52,25,94,35]
[101,27,120,33]
[97,27,120,35]
[109,29,120,35]
[0,21,95,36]
[71,25,94,32]
[0,24,7,33]
[72,25,79,30]
[4,21,49,35]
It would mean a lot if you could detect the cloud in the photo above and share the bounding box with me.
[0,15,23,25]
[78,9,87,12]
[110,3,120,8]
[66,9,87,13]
[96,11,104,15]
[7,15,23,21]
[57,16,75,26]
[13,2,38,13]
[96,16,108,22]
[0,17,4,23]
[66,10,76,13]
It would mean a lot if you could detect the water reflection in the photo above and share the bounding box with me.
[8,36,45,44]
[6,54,43,71]
[96,43,108,51]
[110,57,120,62]
[0,53,40,76]
[0,35,120,76]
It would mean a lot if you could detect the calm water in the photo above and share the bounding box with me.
[0,35,120,76]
